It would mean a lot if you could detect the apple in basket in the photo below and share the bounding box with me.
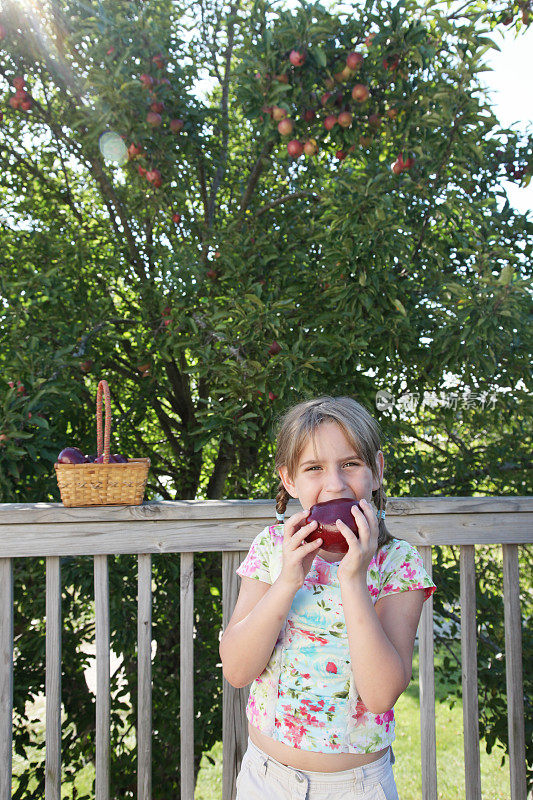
[57,447,86,464]
[93,453,129,463]
[301,498,362,554]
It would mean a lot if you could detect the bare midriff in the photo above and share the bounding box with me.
[248,722,390,772]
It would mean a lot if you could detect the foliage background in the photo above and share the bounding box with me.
[0,0,531,796]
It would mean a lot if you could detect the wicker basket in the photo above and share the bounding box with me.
[54,379,150,507]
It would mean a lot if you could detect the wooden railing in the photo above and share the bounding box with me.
[0,497,531,800]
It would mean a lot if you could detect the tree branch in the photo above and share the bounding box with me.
[206,0,242,228]
[255,190,321,217]
[237,139,276,226]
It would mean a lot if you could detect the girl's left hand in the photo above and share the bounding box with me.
[336,498,379,585]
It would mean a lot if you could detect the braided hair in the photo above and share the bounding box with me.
[273,396,393,551]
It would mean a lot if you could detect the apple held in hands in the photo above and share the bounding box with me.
[302,498,363,554]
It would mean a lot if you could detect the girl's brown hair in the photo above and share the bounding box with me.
[273,395,393,551]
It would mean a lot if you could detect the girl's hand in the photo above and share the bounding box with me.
[337,499,379,585]
[279,509,322,591]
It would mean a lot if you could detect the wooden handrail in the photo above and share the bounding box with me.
[0,497,530,800]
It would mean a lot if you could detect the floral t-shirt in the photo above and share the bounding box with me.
[236,523,436,754]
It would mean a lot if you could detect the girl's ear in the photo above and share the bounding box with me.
[278,466,298,499]
[372,450,384,492]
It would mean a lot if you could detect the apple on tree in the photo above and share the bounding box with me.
[303,138,318,156]
[268,341,282,355]
[277,118,294,136]
[272,106,287,121]
[139,73,154,88]
[346,52,363,70]
[170,118,184,133]
[352,84,370,102]
[337,111,352,128]
[287,140,303,158]
[289,49,306,67]
[324,115,337,131]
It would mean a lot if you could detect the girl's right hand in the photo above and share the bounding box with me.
[279,510,322,590]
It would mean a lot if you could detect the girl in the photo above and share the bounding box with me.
[220,396,436,799]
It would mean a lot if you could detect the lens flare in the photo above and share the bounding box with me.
[98,131,128,164]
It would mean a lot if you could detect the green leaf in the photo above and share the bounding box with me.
[311,46,327,67]
[392,298,407,316]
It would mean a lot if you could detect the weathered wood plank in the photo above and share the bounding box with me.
[460,545,481,800]
[1,511,532,557]
[137,554,152,800]
[94,555,110,800]
[0,558,13,800]
[180,553,194,800]
[502,544,527,800]
[221,552,251,800]
[418,545,437,800]
[1,496,531,524]
[45,556,61,800]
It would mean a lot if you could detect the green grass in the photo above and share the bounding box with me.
[195,643,511,800]
[13,644,512,799]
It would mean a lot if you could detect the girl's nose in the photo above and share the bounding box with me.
[324,469,347,491]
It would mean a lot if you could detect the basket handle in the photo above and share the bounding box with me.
[96,380,112,464]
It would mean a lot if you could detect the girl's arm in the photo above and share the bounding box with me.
[340,577,424,714]
[219,575,298,689]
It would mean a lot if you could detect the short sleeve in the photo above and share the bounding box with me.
[236,525,274,584]
[376,539,436,603]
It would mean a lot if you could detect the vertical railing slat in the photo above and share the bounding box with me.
[0,558,14,800]
[460,545,481,800]
[502,544,527,800]
[45,556,61,800]
[418,545,437,800]
[138,554,152,800]
[94,555,110,800]
[221,551,250,800]
[180,552,194,800]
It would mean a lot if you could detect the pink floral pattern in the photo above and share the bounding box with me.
[236,524,437,754]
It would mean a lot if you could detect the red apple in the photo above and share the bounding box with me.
[20,97,33,111]
[398,152,415,170]
[391,160,402,175]
[170,118,184,133]
[111,453,128,463]
[139,73,154,88]
[138,166,147,177]
[321,92,332,106]
[346,51,363,70]
[303,108,316,122]
[146,111,162,127]
[268,390,278,401]
[324,114,337,131]
[336,150,347,161]
[337,111,353,128]
[57,447,86,465]
[146,169,162,187]
[150,100,164,113]
[207,269,218,280]
[287,139,303,158]
[368,113,381,128]
[268,341,282,355]
[214,250,221,259]
[277,118,294,136]
[80,360,93,373]
[172,212,181,223]
[152,53,165,69]
[274,73,289,84]
[303,138,318,156]
[365,33,376,47]
[272,106,287,121]
[386,107,398,119]
[13,76,25,90]
[128,143,142,159]
[289,49,306,67]
[352,84,370,102]
[301,498,363,553]
[9,95,20,110]
[162,306,171,317]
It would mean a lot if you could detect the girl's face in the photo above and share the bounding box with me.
[278,420,384,522]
